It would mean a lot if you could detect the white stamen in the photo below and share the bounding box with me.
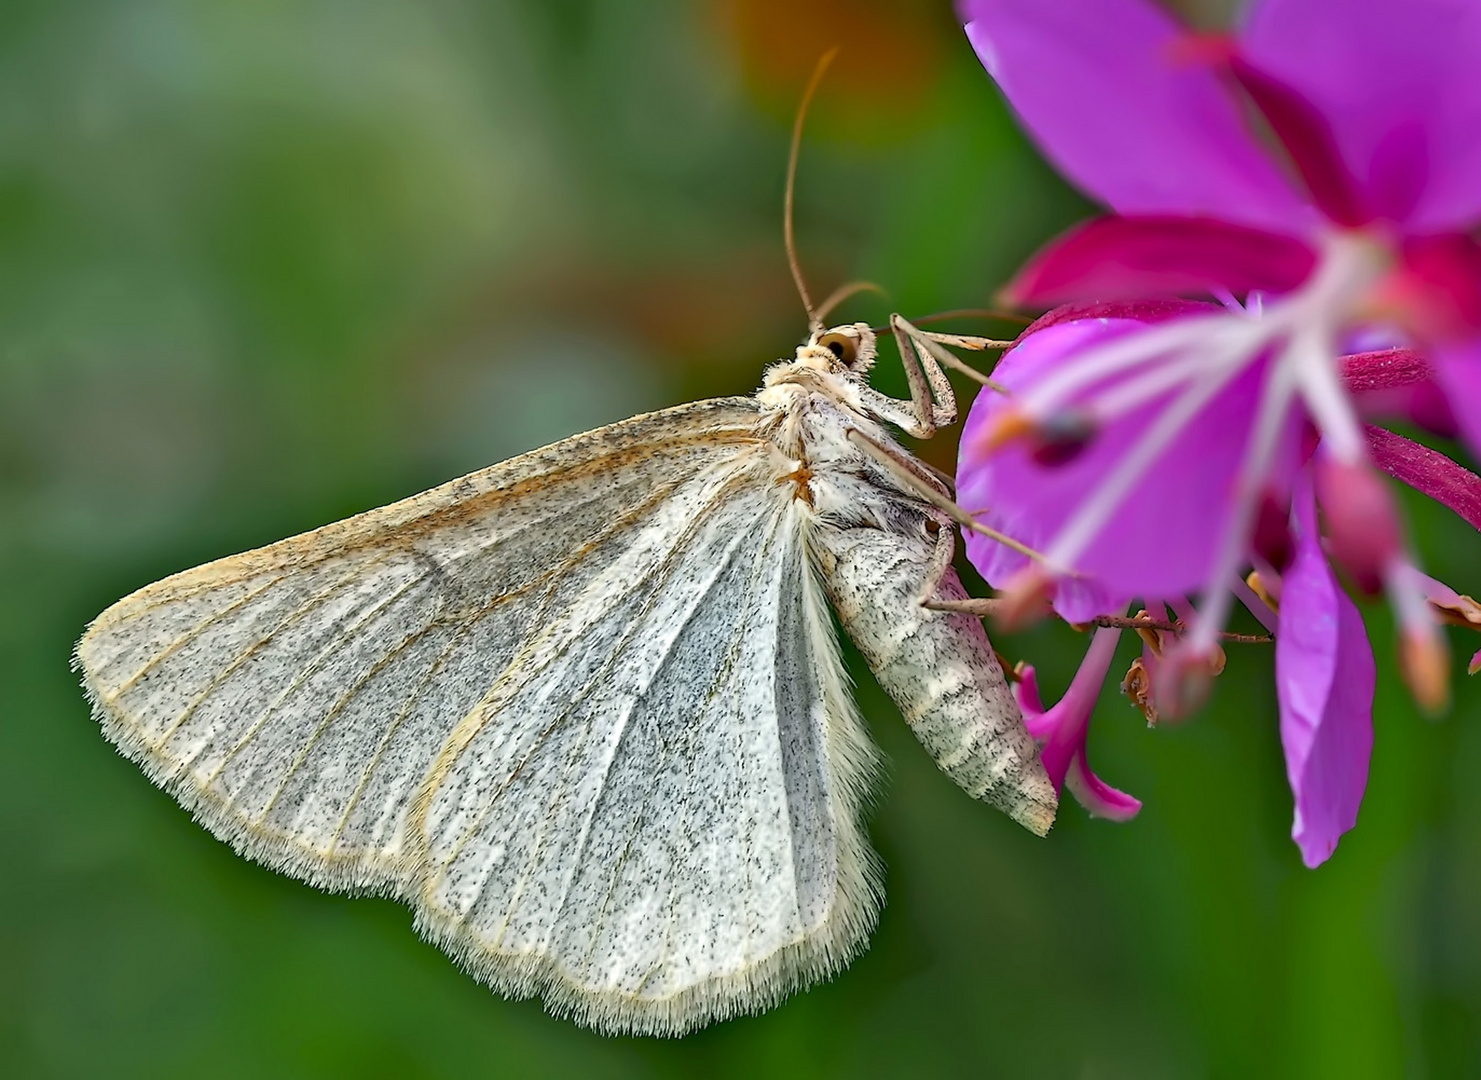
[992,228,1396,650]
[1186,361,1299,655]
[1090,320,1260,423]
[1017,314,1225,418]
[1045,361,1248,572]
[1288,325,1367,462]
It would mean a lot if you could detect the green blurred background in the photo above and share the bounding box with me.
[4,1,1480,1076]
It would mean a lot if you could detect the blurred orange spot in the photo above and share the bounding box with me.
[974,407,1036,453]
[713,0,943,127]
[1399,628,1451,716]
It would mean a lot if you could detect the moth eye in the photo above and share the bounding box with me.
[818,332,858,366]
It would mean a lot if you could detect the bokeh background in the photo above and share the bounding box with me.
[4,1,1480,1076]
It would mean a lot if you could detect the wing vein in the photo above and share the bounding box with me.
[200,562,434,788]
[251,581,447,823]
[315,474,708,860]
[152,556,402,758]
[538,498,768,948]
[107,572,290,700]
[445,467,765,951]
[436,463,760,876]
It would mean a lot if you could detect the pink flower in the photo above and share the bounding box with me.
[957,0,1481,706]
[958,304,1481,863]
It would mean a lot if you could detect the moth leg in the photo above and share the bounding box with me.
[845,427,1043,563]
[906,327,1013,351]
[915,455,957,496]
[854,382,940,440]
[921,595,1005,617]
[845,426,949,496]
[858,314,1016,438]
[915,515,976,610]
[894,315,960,421]
[852,315,954,438]
[893,313,957,434]
[896,320,1014,393]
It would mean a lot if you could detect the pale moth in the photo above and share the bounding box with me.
[74,63,1056,1037]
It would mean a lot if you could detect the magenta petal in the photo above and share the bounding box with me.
[1226,56,1373,227]
[1242,0,1481,230]
[1276,471,1375,868]
[1004,214,1317,307]
[1064,751,1143,821]
[1428,335,1481,457]
[1396,233,1481,341]
[1021,298,1221,337]
[958,317,1305,623]
[959,0,1308,232]
[1028,627,1122,790]
[1036,727,1075,793]
[1014,663,1050,730]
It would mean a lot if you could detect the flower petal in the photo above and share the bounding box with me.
[1428,335,1481,457]
[1276,471,1375,868]
[1064,750,1143,821]
[1021,297,1220,337]
[1242,0,1481,230]
[1003,214,1317,307]
[958,317,1305,622]
[959,0,1308,231]
[1225,55,1373,227]
[1013,663,1049,730]
[1393,233,1481,342]
[1015,627,1127,808]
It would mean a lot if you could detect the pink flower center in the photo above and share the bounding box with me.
[994,230,1402,654]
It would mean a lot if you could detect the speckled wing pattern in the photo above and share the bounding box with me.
[75,397,880,1036]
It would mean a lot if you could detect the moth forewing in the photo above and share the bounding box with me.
[73,398,770,897]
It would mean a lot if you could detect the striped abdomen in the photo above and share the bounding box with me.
[814,523,1057,836]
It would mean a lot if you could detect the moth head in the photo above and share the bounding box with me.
[805,323,877,377]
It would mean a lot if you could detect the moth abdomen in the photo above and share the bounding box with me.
[815,523,1057,837]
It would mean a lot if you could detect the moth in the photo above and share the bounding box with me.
[75,312,1055,1035]
[73,62,1055,1036]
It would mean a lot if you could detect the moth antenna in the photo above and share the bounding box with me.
[814,280,887,324]
[785,47,839,336]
